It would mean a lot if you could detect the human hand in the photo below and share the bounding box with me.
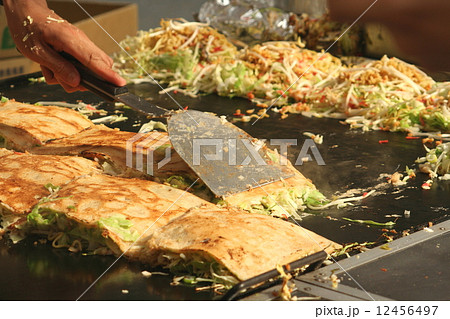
[3,0,126,92]
[327,0,450,71]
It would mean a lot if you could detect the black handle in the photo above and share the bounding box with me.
[60,52,128,102]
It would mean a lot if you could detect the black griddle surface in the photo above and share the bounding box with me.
[0,73,449,300]
[342,232,450,300]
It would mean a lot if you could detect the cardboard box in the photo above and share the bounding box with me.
[0,56,41,80]
[48,0,138,55]
[0,0,137,79]
[0,8,18,59]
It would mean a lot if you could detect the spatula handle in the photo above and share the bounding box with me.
[60,52,128,102]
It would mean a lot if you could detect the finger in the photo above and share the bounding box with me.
[40,65,59,85]
[75,49,126,87]
[47,26,126,86]
[41,65,88,92]
[54,77,83,93]
[28,42,81,88]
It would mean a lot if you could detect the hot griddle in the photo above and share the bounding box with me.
[0,72,448,300]
[240,219,450,301]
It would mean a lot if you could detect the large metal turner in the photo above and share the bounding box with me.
[65,53,293,196]
[167,110,293,197]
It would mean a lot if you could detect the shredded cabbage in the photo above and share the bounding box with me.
[417,142,450,178]
[160,252,239,289]
[138,120,168,133]
[241,185,328,220]
[114,20,449,134]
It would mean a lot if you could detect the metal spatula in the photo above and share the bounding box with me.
[64,53,293,196]
[167,110,294,197]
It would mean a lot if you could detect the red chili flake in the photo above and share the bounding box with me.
[86,105,96,110]
[319,95,326,103]
[13,151,23,155]
[380,268,388,272]
[363,192,368,197]
[173,90,178,94]
[276,90,286,97]
[359,101,368,107]
[281,214,288,220]
[233,109,243,117]
[406,136,420,139]
[378,140,389,144]
[419,117,425,126]
[247,92,255,99]
[212,46,223,53]
[422,182,431,188]
[183,106,189,110]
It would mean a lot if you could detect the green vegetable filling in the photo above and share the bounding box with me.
[98,215,139,242]
[163,253,239,288]
[242,186,328,219]
[24,207,135,254]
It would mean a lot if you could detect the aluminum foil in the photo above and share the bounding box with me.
[198,0,363,56]
[198,0,301,44]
